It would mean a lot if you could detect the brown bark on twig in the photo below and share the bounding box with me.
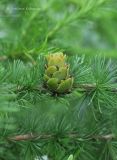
[76,83,117,93]
[8,133,115,141]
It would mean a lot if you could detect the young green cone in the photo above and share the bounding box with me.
[44,52,74,94]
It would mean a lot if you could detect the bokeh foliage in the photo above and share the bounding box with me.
[0,0,117,59]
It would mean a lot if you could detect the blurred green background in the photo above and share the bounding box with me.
[0,0,117,60]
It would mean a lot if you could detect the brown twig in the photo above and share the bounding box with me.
[16,83,117,95]
[77,83,96,90]
[8,133,116,141]
[76,83,117,93]
[9,133,36,141]
[94,134,115,140]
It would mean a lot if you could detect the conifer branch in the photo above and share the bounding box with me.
[76,83,117,93]
[8,133,115,141]
[16,83,117,94]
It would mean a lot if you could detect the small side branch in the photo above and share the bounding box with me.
[77,83,117,93]
[15,83,117,95]
[9,134,36,141]
[93,134,115,140]
[8,133,116,141]
[77,83,96,91]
